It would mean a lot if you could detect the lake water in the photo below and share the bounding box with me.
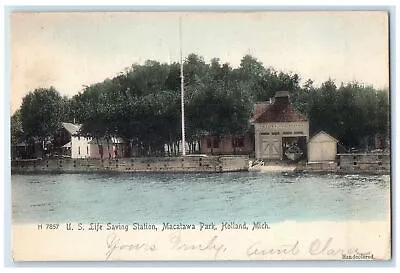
[11,172,390,224]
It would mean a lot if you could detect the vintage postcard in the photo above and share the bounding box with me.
[9,10,391,261]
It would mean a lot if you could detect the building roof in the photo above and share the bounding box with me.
[14,142,28,147]
[309,130,338,143]
[61,122,82,135]
[251,102,270,123]
[62,141,72,148]
[251,92,307,123]
[275,91,290,98]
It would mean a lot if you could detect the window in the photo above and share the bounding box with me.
[283,132,292,135]
[260,133,269,136]
[294,131,303,134]
[87,146,89,155]
[213,138,219,148]
[207,139,212,148]
[272,132,279,136]
[78,146,81,155]
[233,137,245,147]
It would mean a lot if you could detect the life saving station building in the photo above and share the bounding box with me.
[251,91,309,161]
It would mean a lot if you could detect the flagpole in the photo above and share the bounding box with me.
[180,17,186,156]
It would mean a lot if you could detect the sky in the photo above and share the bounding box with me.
[9,11,389,114]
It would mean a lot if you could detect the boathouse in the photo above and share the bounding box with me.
[251,91,309,161]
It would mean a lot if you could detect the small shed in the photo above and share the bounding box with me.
[308,131,338,162]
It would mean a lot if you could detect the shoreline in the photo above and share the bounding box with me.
[10,156,249,174]
[10,169,390,175]
[249,165,390,175]
[10,155,390,175]
[11,169,390,175]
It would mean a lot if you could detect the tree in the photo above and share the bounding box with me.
[186,63,252,140]
[20,87,65,148]
[20,53,387,157]
[10,110,23,145]
[297,79,390,150]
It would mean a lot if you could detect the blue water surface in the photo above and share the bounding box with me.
[11,172,390,224]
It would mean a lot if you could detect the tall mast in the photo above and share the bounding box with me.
[180,17,186,156]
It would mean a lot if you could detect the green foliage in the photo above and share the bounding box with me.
[20,87,65,143]
[15,53,390,155]
[294,81,389,148]
[10,110,23,145]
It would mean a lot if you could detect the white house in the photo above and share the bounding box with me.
[61,122,92,159]
[308,131,338,162]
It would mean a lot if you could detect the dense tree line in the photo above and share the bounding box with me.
[11,54,390,157]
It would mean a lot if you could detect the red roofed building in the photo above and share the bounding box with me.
[251,91,309,160]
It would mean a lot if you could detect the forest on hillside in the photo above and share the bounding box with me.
[11,54,390,156]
